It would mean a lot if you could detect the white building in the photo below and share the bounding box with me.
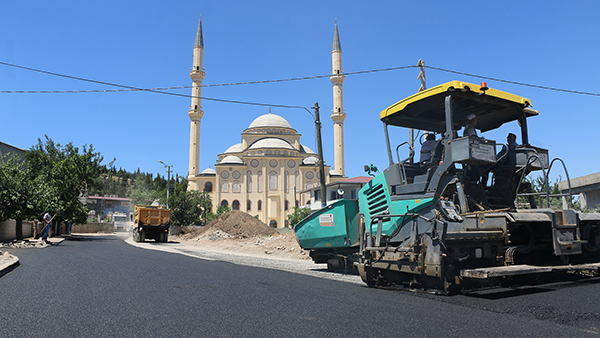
[187,17,347,227]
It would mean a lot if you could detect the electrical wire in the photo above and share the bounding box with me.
[0,61,305,109]
[425,65,600,97]
[1,60,600,98]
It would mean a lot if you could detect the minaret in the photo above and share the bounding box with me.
[188,16,205,188]
[330,20,346,177]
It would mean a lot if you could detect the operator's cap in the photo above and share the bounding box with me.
[467,113,477,121]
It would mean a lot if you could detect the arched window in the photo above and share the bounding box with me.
[221,200,228,208]
[204,181,213,192]
[258,200,262,211]
[247,200,251,211]
[258,172,262,193]
[269,171,278,191]
[269,220,277,228]
[232,200,240,210]
[295,200,299,208]
[232,181,240,193]
[284,172,289,193]
[247,171,252,192]
[221,181,228,192]
[285,200,289,211]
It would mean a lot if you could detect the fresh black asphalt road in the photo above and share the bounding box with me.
[1,234,600,337]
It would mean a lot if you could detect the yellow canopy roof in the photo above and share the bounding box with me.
[380,81,538,133]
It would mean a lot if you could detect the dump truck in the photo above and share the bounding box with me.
[294,80,600,294]
[132,204,170,243]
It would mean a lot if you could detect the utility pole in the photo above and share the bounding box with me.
[313,103,328,208]
[159,161,173,209]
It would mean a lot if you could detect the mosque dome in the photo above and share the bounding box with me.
[248,138,295,150]
[302,156,319,165]
[300,145,314,154]
[224,143,243,154]
[219,155,244,165]
[247,113,293,130]
[200,167,216,175]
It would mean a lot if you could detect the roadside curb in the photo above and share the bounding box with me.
[0,253,20,278]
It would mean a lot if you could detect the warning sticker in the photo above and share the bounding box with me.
[319,214,334,227]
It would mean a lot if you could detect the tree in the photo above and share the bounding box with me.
[287,206,311,228]
[25,136,105,233]
[0,157,48,239]
[128,175,154,206]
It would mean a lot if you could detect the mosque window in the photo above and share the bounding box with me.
[258,200,262,211]
[285,200,289,211]
[295,171,299,189]
[221,200,228,208]
[232,171,241,179]
[247,200,251,211]
[258,172,262,193]
[251,159,259,167]
[284,172,289,193]
[269,220,277,228]
[270,160,278,168]
[221,181,228,192]
[306,171,314,179]
[221,171,229,179]
[204,182,213,192]
[269,172,278,191]
[232,200,240,210]
[232,181,240,193]
[295,200,299,208]
[247,171,252,192]
[288,160,296,168]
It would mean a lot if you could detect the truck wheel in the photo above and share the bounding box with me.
[139,232,145,242]
[163,234,168,243]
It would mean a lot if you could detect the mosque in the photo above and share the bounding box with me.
[186,17,347,228]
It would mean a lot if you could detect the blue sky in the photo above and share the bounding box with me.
[1,1,599,183]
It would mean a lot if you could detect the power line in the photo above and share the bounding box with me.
[1,60,600,97]
[0,61,305,109]
[425,66,600,97]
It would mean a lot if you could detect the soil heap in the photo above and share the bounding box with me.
[181,210,279,240]
[175,211,309,260]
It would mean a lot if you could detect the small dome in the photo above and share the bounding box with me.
[219,155,243,165]
[300,145,314,154]
[248,113,293,129]
[224,143,243,154]
[302,156,319,165]
[248,138,294,150]
[201,167,216,175]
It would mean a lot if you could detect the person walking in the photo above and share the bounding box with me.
[42,208,54,244]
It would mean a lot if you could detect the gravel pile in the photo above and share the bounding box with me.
[0,240,49,248]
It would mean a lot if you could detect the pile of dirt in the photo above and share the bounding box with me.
[173,211,310,260]
[182,210,279,240]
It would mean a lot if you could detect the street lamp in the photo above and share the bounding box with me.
[159,161,173,209]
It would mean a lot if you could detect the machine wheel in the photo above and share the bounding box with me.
[582,223,600,252]
[358,264,376,287]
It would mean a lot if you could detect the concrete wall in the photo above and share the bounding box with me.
[72,223,115,234]
[0,220,35,242]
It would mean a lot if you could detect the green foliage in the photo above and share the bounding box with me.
[215,205,231,217]
[169,177,213,226]
[25,136,105,225]
[127,176,154,207]
[0,157,41,221]
[287,206,311,228]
